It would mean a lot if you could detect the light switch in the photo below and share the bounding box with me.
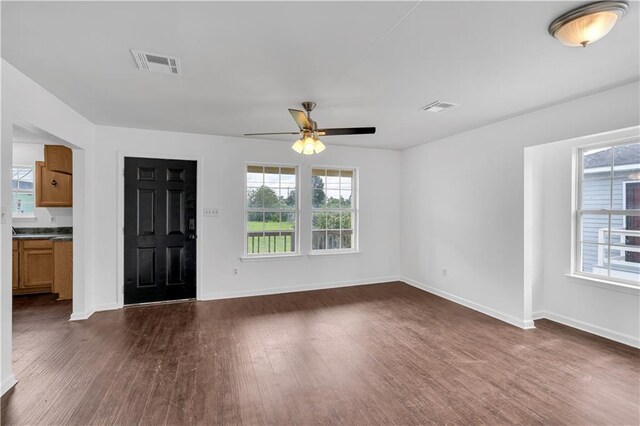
[204,208,219,217]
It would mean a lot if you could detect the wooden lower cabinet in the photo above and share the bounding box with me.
[12,240,19,291]
[53,241,73,300]
[15,239,54,295]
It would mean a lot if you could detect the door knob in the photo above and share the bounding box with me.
[188,234,197,240]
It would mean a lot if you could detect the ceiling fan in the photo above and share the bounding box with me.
[244,102,376,155]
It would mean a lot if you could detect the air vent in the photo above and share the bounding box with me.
[131,50,181,76]
[420,101,459,113]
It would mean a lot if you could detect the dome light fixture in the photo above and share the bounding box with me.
[292,131,325,155]
[549,1,628,47]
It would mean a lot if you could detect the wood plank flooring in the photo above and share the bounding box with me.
[2,283,639,425]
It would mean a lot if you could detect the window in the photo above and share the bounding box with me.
[311,168,357,252]
[12,166,35,217]
[245,165,298,255]
[576,140,639,285]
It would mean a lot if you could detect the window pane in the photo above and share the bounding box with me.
[614,143,639,169]
[313,211,326,230]
[326,212,340,229]
[581,178,611,210]
[341,211,352,230]
[312,189,326,208]
[326,189,340,206]
[327,230,340,249]
[581,214,610,244]
[583,146,612,178]
[281,212,296,231]
[341,230,352,249]
[581,243,609,278]
[247,212,265,254]
[12,192,34,215]
[312,231,326,250]
[247,187,263,208]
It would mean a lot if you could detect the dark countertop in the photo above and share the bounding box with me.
[13,234,73,241]
[12,227,73,242]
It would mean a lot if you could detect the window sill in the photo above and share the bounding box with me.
[12,216,37,222]
[240,254,303,263]
[308,250,361,258]
[565,274,640,295]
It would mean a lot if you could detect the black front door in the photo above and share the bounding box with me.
[124,157,197,304]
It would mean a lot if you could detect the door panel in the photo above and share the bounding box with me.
[124,157,197,304]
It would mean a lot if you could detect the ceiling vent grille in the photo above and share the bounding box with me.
[131,50,181,76]
[420,101,459,113]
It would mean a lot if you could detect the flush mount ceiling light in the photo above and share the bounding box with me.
[549,1,628,47]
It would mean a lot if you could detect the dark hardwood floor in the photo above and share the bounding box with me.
[2,283,639,425]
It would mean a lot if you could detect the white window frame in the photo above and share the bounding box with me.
[310,166,359,254]
[12,165,36,218]
[574,137,640,286]
[243,163,300,258]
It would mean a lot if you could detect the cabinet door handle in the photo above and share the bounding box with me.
[51,179,58,186]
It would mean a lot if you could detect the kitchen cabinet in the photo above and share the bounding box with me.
[14,239,54,295]
[44,145,72,174]
[12,240,19,291]
[53,240,73,300]
[35,161,72,207]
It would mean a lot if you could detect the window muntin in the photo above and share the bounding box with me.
[12,166,35,216]
[245,165,298,255]
[311,168,357,252]
[577,141,639,285]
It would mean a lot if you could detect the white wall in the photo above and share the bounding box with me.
[1,60,95,394]
[401,81,640,330]
[534,128,639,347]
[12,143,73,228]
[92,126,402,309]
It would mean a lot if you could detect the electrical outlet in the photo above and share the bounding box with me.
[442,269,447,277]
[233,268,238,276]
[204,208,219,217]
[50,216,56,223]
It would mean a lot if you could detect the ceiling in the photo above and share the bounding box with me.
[2,1,639,150]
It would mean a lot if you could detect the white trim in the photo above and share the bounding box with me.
[93,303,121,312]
[307,250,361,258]
[1,375,17,396]
[69,310,95,321]
[532,310,545,320]
[200,276,401,301]
[117,151,204,308]
[535,311,640,349]
[11,216,37,222]
[401,277,534,330]
[565,273,640,294]
[239,254,304,263]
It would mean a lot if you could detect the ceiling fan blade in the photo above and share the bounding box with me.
[244,131,300,136]
[288,109,312,130]
[317,127,376,136]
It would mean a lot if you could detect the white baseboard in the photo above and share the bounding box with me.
[535,311,640,348]
[401,276,533,330]
[532,310,545,320]
[69,310,95,321]
[1,374,17,396]
[94,303,121,312]
[200,276,402,301]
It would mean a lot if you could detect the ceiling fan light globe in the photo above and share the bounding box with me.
[302,136,316,155]
[314,140,326,153]
[292,139,304,153]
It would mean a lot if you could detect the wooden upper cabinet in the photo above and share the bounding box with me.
[36,161,72,207]
[44,145,72,174]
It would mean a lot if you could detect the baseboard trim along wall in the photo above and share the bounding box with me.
[200,276,403,301]
[533,311,640,348]
[401,277,535,330]
[69,310,95,321]
[1,375,17,395]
